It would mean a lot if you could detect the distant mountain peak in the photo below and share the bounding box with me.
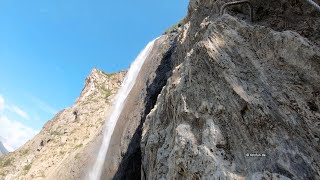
[0,141,9,156]
[77,68,126,103]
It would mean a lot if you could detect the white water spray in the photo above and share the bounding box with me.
[88,37,159,180]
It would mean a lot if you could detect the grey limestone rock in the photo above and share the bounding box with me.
[142,0,320,179]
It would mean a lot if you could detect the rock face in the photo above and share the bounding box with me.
[1,0,320,179]
[100,34,178,179]
[0,141,8,156]
[142,0,320,180]
[0,68,126,180]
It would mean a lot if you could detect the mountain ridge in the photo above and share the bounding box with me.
[0,68,126,179]
[0,141,8,156]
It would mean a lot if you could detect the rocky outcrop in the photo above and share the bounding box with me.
[142,0,320,180]
[0,69,126,180]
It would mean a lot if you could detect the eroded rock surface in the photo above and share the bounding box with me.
[142,0,320,179]
[1,0,319,179]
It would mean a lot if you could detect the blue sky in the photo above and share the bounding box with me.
[0,0,188,151]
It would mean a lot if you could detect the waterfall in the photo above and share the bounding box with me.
[87,37,159,180]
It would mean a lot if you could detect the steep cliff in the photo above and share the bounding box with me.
[142,0,320,180]
[1,0,319,179]
[0,69,126,180]
[100,34,178,179]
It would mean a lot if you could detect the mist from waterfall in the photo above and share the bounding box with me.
[87,37,159,180]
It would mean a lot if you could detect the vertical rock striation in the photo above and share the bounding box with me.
[1,1,320,179]
[142,0,320,179]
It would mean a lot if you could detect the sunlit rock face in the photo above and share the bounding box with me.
[142,0,320,179]
[0,69,126,180]
[1,0,319,179]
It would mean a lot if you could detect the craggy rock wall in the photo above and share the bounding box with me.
[142,0,320,179]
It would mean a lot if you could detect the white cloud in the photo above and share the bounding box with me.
[0,115,37,151]
[0,94,37,151]
[10,105,30,120]
[0,94,30,120]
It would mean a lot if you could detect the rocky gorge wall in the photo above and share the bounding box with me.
[142,0,320,179]
[1,0,319,179]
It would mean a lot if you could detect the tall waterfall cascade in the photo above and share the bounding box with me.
[87,37,159,180]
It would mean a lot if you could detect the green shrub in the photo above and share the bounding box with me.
[0,171,6,176]
[75,143,83,149]
[1,158,13,167]
[101,71,116,78]
[100,86,112,99]
[24,164,31,171]
[50,130,62,136]
[164,18,185,34]
[75,153,80,160]
[21,149,29,156]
